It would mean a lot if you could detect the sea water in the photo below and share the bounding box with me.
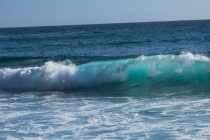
[1,20,210,139]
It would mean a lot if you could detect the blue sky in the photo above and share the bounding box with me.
[1,0,210,28]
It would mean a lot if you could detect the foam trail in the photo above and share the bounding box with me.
[1,52,210,90]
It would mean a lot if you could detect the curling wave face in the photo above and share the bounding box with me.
[1,52,210,90]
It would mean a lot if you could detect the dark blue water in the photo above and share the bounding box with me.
[1,20,210,139]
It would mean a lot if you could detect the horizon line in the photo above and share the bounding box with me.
[1,18,210,29]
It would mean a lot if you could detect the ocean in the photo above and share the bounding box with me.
[1,20,210,139]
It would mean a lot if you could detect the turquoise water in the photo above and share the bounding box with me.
[1,20,210,139]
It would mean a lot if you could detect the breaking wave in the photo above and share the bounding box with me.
[1,52,210,90]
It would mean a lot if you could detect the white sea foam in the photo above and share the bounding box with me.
[0,61,76,90]
[1,93,210,139]
[180,51,210,62]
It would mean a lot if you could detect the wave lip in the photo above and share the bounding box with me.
[1,52,210,90]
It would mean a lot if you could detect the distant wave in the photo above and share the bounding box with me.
[1,52,210,90]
